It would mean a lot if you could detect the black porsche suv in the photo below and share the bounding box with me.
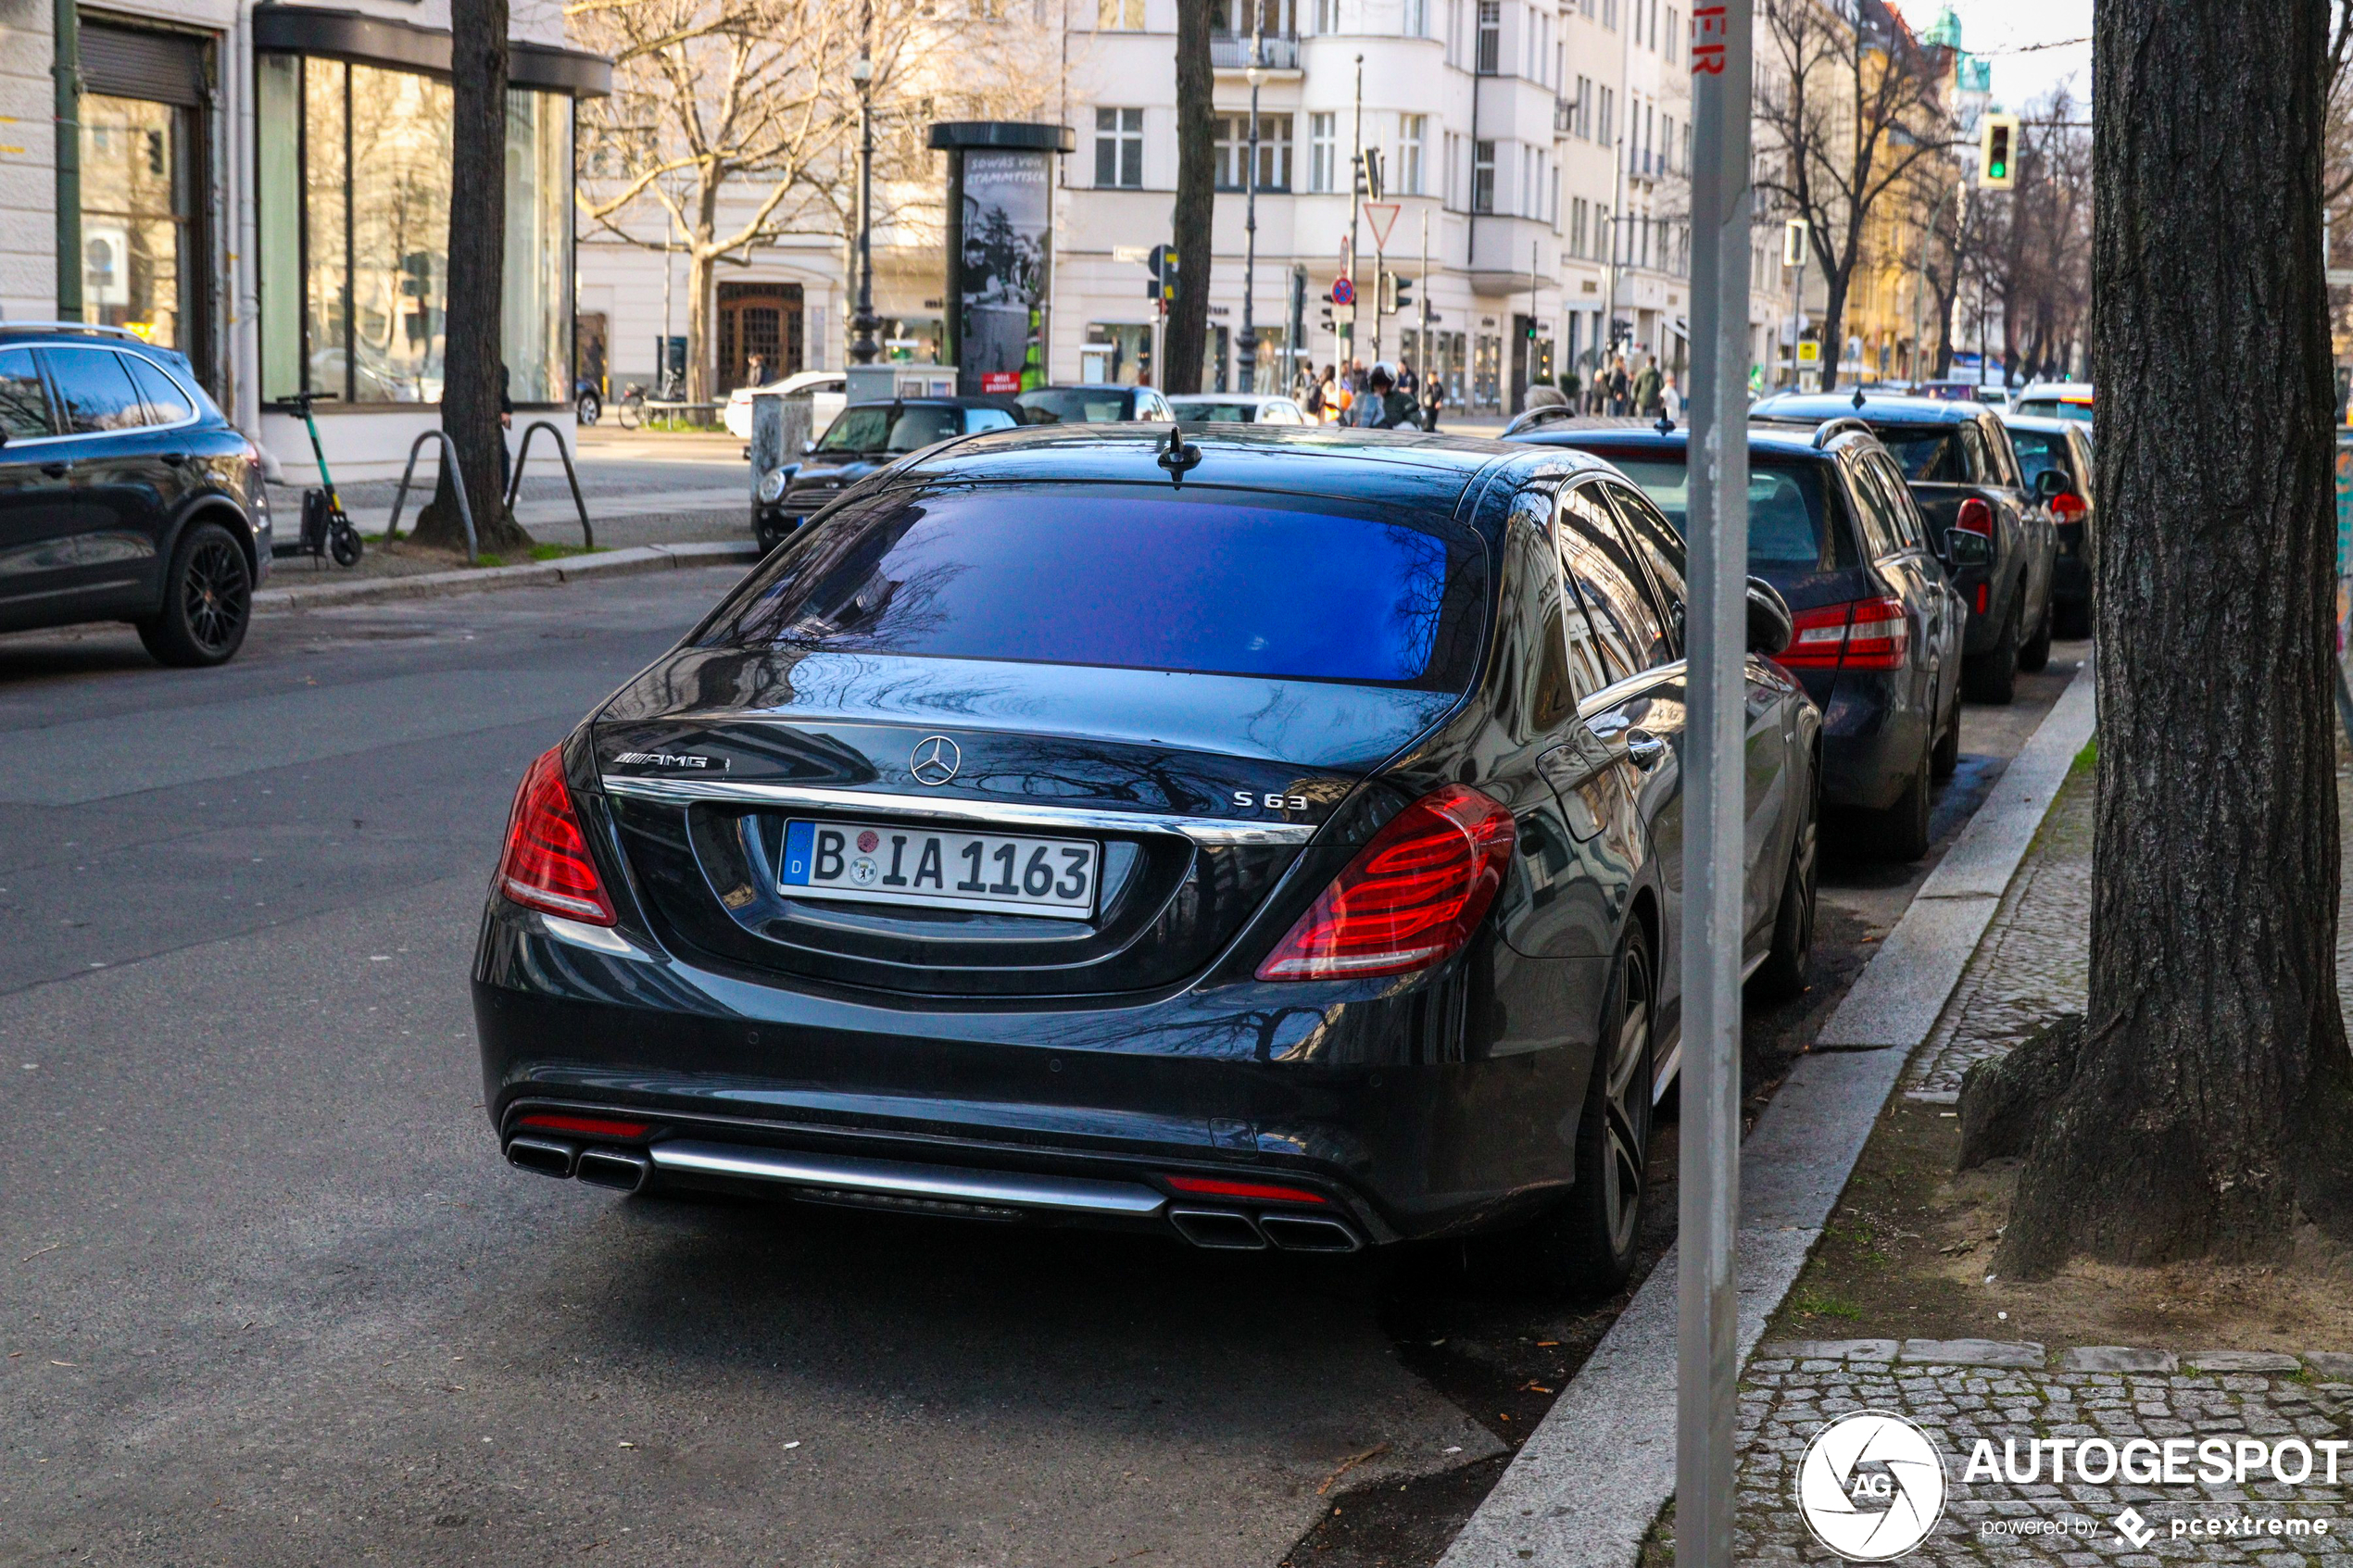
[1754,393,2057,704]
[479,425,1823,1294]
[0,322,270,665]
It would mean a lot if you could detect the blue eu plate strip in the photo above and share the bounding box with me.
[781,820,815,885]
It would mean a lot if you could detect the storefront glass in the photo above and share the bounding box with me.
[79,94,192,351]
[258,54,573,406]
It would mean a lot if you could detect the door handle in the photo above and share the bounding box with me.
[159,453,188,467]
[40,460,70,477]
[1623,729,1667,769]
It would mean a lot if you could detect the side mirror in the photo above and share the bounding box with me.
[1745,577,1794,657]
[2035,468,2071,501]
[1944,529,1993,568]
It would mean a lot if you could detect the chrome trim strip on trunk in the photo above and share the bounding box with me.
[601,776,1319,846]
[647,1139,1170,1217]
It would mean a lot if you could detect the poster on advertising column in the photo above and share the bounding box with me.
[958,149,1051,395]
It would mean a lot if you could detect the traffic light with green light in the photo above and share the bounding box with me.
[1980,114,2018,190]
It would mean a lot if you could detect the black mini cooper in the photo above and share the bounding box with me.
[476,426,1821,1292]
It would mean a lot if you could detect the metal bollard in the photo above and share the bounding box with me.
[505,420,595,551]
[384,430,479,564]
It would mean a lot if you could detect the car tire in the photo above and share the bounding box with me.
[577,392,601,426]
[136,521,252,668]
[1751,775,1818,1003]
[1517,933,1655,1298]
[1868,739,1933,862]
[1930,687,1962,780]
[2018,592,2053,673]
[1962,589,2021,705]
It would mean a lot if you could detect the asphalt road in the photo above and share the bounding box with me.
[0,571,2085,1568]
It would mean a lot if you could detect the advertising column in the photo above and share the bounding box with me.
[929,121,1075,396]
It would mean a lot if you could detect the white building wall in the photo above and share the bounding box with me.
[0,0,58,322]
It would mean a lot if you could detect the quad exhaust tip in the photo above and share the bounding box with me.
[506,1135,578,1178]
[1256,1213,1363,1253]
[1169,1208,1269,1249]
[1168,1208,1364,1253]
[576,1148,652,1194]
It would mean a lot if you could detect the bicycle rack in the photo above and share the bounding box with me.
[504,420,595,550]
[383,429,479,564]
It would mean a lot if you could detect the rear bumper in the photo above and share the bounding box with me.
[1797,667,1929,812]
[472,901,1602,1248]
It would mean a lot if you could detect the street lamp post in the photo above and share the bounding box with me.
[1240,25,1265,393]
[848,12,880,368]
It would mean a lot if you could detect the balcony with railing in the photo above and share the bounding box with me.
[1211,31,1301,69]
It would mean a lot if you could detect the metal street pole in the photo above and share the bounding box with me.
[1679,6,1750,1568]
[848,9,880,367]
[1241,26,1265,392]
[1348,54,1365,370]
[1418,207,1430,389]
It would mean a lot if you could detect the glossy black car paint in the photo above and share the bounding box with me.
[1753,394,2055,669]
[2002,413,2095,626]
[1504,424,1964,817]
[754,396,1025,550]
[474,427,1820,1248]
[0,327,271,635]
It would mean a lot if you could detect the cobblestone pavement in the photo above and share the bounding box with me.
[1737,1343,2353,1565]
[1903,754,2353,1103]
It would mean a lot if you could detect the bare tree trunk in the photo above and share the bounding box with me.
[1816,272,1848,392]
[1164,0,1214,395]
[1980,0,2353,1277]
[419,0,531,554]
[687,245,713,408]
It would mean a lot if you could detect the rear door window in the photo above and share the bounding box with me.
[1843,455,1907,558]
[0,348,55,439]
[1868,454,1931,549]
[1596,480,1687,646]
[42,346,147,433]
[123,354,195,426]
[704,484,1489,691]
[1562,484,1672,676]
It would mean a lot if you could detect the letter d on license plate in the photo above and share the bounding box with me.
[781,819,1099,920]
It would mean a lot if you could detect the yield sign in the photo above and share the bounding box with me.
[1364,202,1402,253]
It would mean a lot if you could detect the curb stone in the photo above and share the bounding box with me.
[2187,1351,2305,1374]
[2065,1347,2181,1374]
[1435,661,2097,1568]
[253,540,760,614]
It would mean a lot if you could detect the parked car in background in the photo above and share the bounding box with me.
[575,377,603,426]
[1755,393,2056,705]
[2010,383,2094,424]
[725,370,849,443]
[0,322,270,666]
[1510,420,1966,859]
[752,396,1023,551]
[1166,394,1308,424]
[2003,413,2096,637]
[482,425,1821,1296]
[1910,379,2008,408]
[1016,384,1176,424]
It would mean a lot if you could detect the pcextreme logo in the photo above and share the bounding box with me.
[1796,1411,1948,1561]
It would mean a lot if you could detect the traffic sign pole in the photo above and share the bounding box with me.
[1679,6,1751,1568]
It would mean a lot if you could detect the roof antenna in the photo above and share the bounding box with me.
[1655,410,1676,435]
[1156,422,1202,484]
[1852,386,1867,410]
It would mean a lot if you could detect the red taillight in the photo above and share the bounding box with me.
[1776,596,1906,671]
[2051,492,2087,523]
[497,746,616,925]
[518,1112,649,1138]
[1957,497,1994,537]
[1256,784,1516,981]
[1163,1173,1329,1205]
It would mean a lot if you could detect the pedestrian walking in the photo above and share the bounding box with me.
[1633,357,1663,418]
[1303,370,1326,421]
[1660,372,1683,423]
[1606,356,1630,416]
[1422,375,1445,432]
[744,353,766,391]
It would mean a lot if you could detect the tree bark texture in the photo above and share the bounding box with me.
[1997,0,2353,1278]
[1164,0,1214,395]
[419,0,531,555]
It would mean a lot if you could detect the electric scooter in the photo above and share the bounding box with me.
[280,391,364,567]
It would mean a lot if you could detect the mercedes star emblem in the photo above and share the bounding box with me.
[910,735,961,787]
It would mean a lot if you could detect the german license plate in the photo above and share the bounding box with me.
[779,820,1099,920]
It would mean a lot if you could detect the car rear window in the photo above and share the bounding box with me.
[2006,427,2070,490]
[1172,402,1263,423]
[1872,427,1969,483]
[814,405,964,453]
[1018,389,1130,423]
[701,485,1487,690]
[2015,398,2093,423]
[1604,458,1835,570]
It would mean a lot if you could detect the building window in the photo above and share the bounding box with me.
[1666,6,1679,59]
[1570,196,1588,257]
[1472,138,1495,213]
[258,53,571,405]
[1315,0,1339,31]
[1403,0,1426,34]
[1602,0,1617,27]
[1098,0,1145,26]
[1095,107,1144,187]
[1573,74,1592,137]
[1443,130,1461,204]
[1397,114,1426,194]
[1214,114,1293,191]
[1660,113,1673,176]
[1598,85,1615,145]
[1310,112,1337,192]
[1475,0,1499,73]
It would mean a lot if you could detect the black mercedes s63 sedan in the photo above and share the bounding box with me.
[474,424,1821,1292]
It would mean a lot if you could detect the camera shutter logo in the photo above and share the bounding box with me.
[910,736,961,786]
[1796,1410,1948,1561]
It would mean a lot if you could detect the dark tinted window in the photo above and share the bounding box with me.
[1017,388,1133,423]
[1606,457,1834,571]
[44,346,146,433]
[1843,457,1904,558]
[1563,485,1670,674]
[1863,454,1928,549]
[704,485,1487,690]
[812,404,963,453]
[2007,426,2071,491]
[0,348,54,439]
[1597,481,1686,639]
[1874,426,1967,483]
[1173,401,1265,423]
[123,353,195,425]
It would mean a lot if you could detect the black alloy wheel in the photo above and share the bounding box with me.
[138,521,252,668]
[1931,686,1962,780]
[1518,934,1655,1297]
[1963,586,2021,705]
[2018,593,2053,673]
[1870,735,1933,862]
[1752,773,1819,1001]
